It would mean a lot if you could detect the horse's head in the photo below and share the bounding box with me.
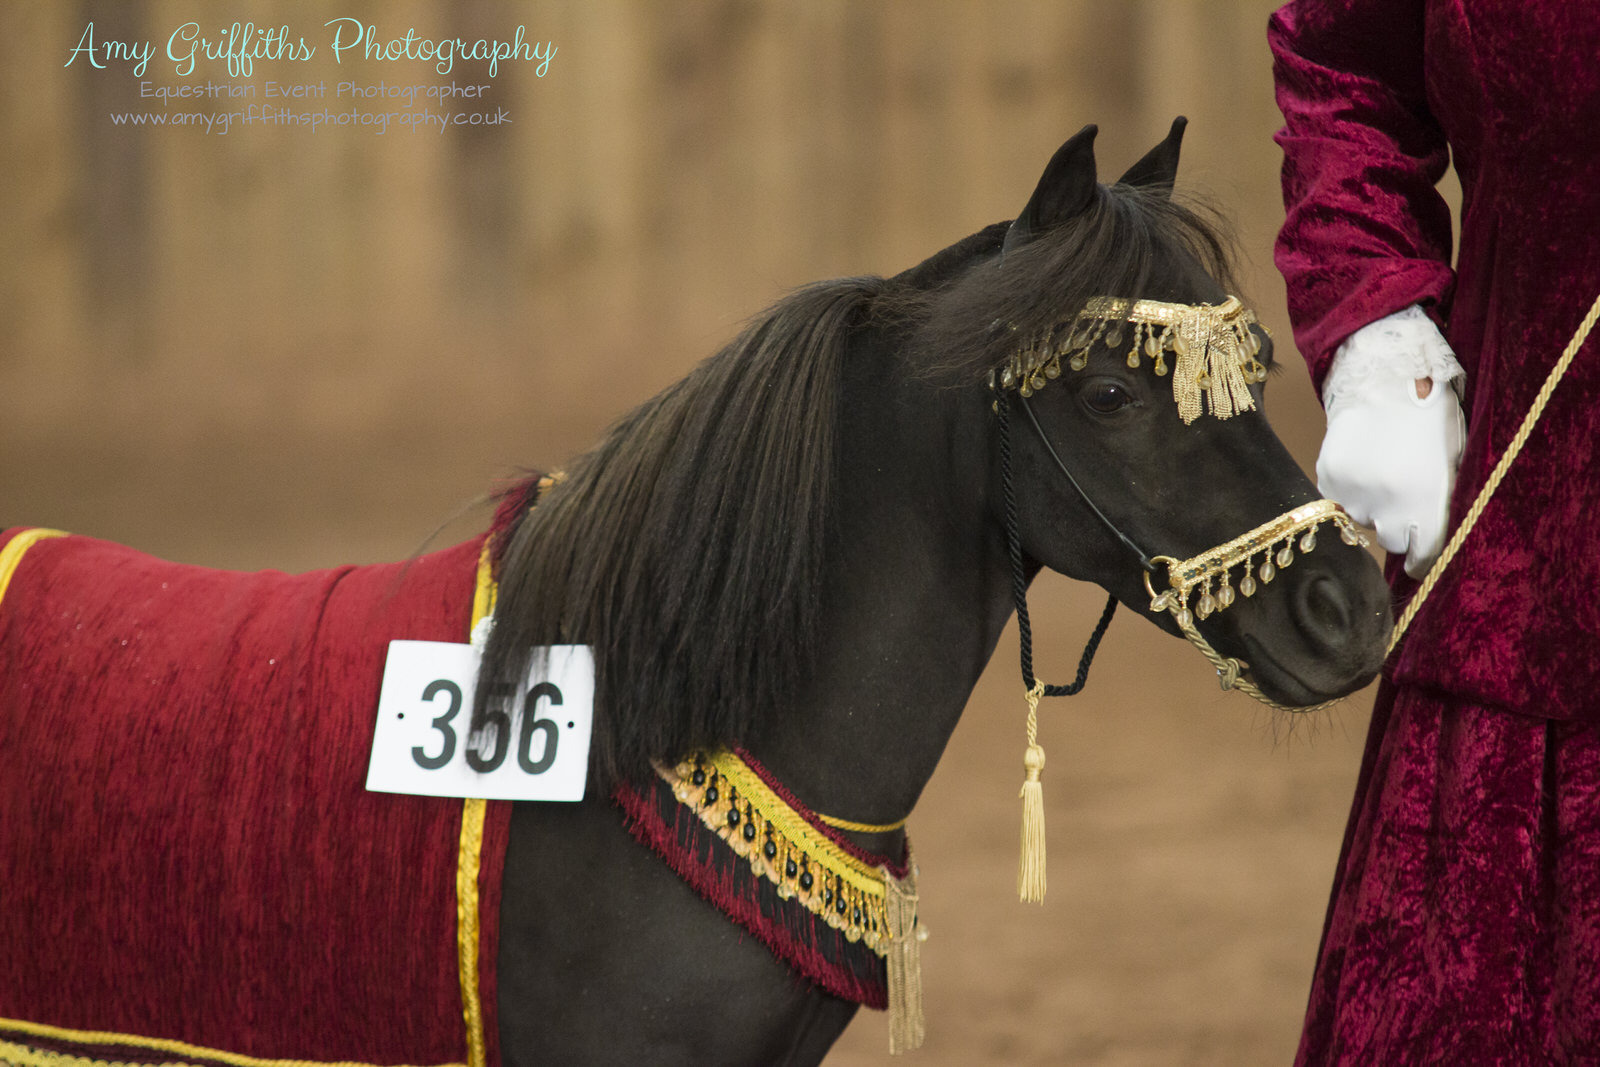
[909,121,1391,707]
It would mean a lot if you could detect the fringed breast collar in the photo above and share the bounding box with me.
[613,747,925,1053]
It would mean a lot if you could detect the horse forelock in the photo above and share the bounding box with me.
[481,277,884,789]
[905,183,1241,383]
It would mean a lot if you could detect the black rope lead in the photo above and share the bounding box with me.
[994,386,1118,696]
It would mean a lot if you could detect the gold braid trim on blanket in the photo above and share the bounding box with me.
[0,528,66,604]
[0,1029,460,1067]
[1,1036,198,1067]
[451,472,559,1067]
[454,543,499,1067]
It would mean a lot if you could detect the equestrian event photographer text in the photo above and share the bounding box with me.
[65,19,557,79]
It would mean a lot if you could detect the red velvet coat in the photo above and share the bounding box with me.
[1273,3,1600,1063]
[1273,0,1600,718]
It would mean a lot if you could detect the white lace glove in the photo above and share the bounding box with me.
[1316,305,1467,579]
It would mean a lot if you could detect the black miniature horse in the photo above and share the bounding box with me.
[0,122,1388,1067]
[483,122,1391,1063]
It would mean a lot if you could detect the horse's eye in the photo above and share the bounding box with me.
[1082,380,1135,415]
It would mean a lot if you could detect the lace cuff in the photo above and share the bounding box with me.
[1322,304,1464,411]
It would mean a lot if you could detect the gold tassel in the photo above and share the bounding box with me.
[1017,680,1047,904]
[885,862,926,1054]
[1204,307,1254,420]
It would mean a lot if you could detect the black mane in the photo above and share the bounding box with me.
[480,182,1239,789]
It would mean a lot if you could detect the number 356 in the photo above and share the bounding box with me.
[410,679,563,774]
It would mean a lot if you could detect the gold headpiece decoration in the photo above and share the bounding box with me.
[997,295,1270,423]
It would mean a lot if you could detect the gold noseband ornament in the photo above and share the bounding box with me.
[1143,499,1370,712]
[1145,500,1366,628]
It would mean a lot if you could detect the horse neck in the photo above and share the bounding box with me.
[746,342,1015,835]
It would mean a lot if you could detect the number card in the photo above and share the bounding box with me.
[367,642,594,801]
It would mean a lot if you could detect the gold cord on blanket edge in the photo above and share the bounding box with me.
[456,545,499,1067]
[0,1027,462,1067]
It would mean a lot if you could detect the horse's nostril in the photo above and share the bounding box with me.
[1295,573,1354,645]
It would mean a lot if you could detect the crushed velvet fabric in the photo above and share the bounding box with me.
[0,530,510,1067]
[1301,681,1600,1064]
[1273,0,1600,716]
[1272,1,1600,1062]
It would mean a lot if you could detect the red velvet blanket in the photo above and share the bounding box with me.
[0,529,510,1067]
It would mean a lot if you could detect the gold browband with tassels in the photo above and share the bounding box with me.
[997,295,1269,423]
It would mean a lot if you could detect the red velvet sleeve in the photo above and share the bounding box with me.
[1269,0,1457,394]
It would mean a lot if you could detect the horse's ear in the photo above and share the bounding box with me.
[1116,116,1187,195]
[1002,124,1099,255]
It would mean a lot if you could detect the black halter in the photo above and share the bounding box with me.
[1011,392,1159,574]
[991,381,1139,697]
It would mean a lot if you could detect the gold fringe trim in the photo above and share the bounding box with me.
[659,750,898,948]
[0,528,68,608]
[883,868,925,1054]
[998,295,1269,423]
[1141,500,1374,714]
[1143,499,1368,626]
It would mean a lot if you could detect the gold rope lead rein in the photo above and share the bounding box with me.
[1167,290,1600,708]
[1386,290,1600,656]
